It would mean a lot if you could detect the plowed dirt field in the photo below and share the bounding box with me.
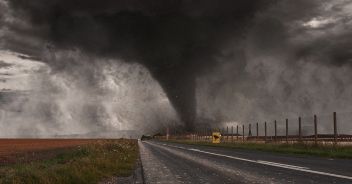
[0,139,98,164]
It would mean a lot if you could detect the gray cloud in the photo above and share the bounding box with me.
[1,0,352,136]
[195,0,352,135]
[3,0,275,131]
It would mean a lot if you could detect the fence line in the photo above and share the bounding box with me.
[156,112,352,144]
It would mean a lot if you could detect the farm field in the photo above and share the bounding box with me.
[0,139,139,183]
[0,139,95,164]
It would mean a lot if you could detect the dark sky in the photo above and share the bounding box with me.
[1,0,352,131]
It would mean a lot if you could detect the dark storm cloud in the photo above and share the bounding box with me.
[195,0,352,127]
[295,29,352,67]
[246,0,352,67]
[4,0,275,130]
[4,0,352,132]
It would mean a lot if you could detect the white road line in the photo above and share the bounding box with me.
[188,148,200,151]
[152,142,352,181]
[257,160,309,170]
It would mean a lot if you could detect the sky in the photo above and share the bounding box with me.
[1,0,352,137]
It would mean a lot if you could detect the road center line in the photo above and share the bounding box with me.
[257,160,309,170]
[152,142,352,181]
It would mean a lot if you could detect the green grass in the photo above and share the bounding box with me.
[0,139,139,184]
[166,140,352,159]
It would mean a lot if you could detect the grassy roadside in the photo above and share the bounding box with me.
[0,139,138,184]
[165,140,352,159]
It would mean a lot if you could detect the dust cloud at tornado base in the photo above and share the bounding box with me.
[0,50,180,137]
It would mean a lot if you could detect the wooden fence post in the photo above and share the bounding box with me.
[256,122,259,141]
[200,129,202,142]
[200,129,201,141]
[274,120,277,142]
[199,129,201,142]
[211,128,213,142]
[194,130,196,142]
[237,125,239,141]
[199,129,201,141]
[334,112,337,144]
[231,126,234,143]
[199,128,204,142]
[193,131,195,142]
[242,125,245,142]
[314,115,317,145]
[209,128,212,142]
[299,117,302,142]
[201,128,203,141]
[249,124,252,137]
[207,128,209,142]
[286,119,288,143]
[196,131,198,142]
[226,126,229,143]
[264,122,267,142]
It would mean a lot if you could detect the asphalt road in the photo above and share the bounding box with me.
[139,140,352,184]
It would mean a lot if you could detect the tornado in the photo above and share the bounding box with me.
[5,0,274,131]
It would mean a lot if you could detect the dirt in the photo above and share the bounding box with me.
[0,139,97,164]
